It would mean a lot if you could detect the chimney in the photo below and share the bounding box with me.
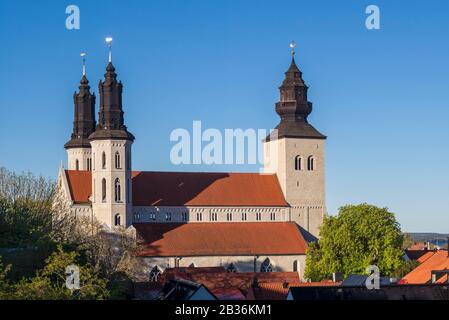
[332,272,343,282]
[431,272,437,284]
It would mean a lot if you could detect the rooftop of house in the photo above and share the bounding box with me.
[133,222,308,257]
[404,249,436,263]
[400,250,449,284]
[64,170,288,207]
[158,267,302,299]
[288,283,449,300]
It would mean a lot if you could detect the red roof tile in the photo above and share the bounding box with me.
[400,250,449,284]
[65,170,91,204]
[247,280,341,300]
[64,170,288,207]
[161,268,300,299]
[134,222,308,257]
[417,251,437,264]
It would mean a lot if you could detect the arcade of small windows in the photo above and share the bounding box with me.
[226,263,237,273]
[149,212,156,221]
[166,212,172,221]
[270,212,276,221]
[241,212,247,221]
[210,212,217,221]
[256,212,262,221]
[182,212,188,221]
[87,158,92,171]
[197,212,203,221]
[260,258,273,273]
[149,266,161,282]
[294,155,316,171]
[227,213,232,221]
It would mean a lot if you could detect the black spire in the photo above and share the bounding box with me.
[64,75,97,149]
[88,62,134,141]
[267,55,326,141]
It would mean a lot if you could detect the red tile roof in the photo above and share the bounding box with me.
[400,250,449,284]
[417,251,437,264]
[247,281,341,300]
[409,242,430,250]
[65,170,92,204]
[134,222,308,257]
[161,267,300,300]
[64,170,288,207]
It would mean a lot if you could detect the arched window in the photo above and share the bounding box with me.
[260,258,273,273]
[149,266,161,282]
[115,152,121,169]
[115,178,121,202]
[87,158,92,171]
[102,152,106,169]
[307,156,315,171]
[226,263,237,273]
[101,178,106,202]
[294,155,302,171]
[75,159,79,171]
[293,260,298,272]
[114,213,121,226]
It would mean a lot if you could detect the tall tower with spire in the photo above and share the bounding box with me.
[89,38,135,228]
[264,42,326,238]
[64,54,96,171]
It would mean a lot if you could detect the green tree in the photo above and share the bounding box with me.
[304,204,405,281]
[10,246,110,300]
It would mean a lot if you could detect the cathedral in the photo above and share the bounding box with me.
[57,45,327,279]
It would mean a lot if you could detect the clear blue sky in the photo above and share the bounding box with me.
[1,0,448,232]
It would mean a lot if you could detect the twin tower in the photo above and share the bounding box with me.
[64,61,134,227]
[64,48,327,236]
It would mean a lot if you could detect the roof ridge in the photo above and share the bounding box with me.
[131,170,277,175]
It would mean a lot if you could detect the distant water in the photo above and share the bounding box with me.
[430,239,448,247]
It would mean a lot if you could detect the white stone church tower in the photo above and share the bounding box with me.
[64,61,135,228]
[263,51,326,237]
